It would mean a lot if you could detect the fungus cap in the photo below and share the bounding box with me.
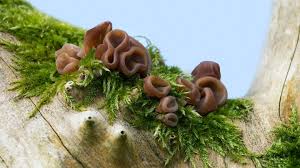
[195,76,228,106]
[119,46,150,77]
[162,113,178,127]
[143,76,171,98]
[156,96,178,113]
[96,29,151,76]
[196,87,218,116]
[191,61,221,81]
[78,21,112,58]
[55,44,81,74]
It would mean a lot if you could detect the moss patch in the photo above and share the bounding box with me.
[0,0,254,167]
[0,0,84,116]
[257,106,300,168]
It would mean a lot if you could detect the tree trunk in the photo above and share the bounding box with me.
[0,0,300,167]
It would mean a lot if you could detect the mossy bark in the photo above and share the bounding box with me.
[0,0,300,167]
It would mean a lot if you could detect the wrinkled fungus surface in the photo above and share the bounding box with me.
[156,96,178,113]
[55,21,151,77]
[143,75,171,98]
[195,76,228,115]
[96,29,151,77]
[55,43,81,74]
[78,21,112,58]
[161,113,178,127]
[192,61,221,81]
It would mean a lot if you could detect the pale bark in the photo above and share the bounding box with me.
[0,0,300,167]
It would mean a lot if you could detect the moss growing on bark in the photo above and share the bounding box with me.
[257,106,300,168]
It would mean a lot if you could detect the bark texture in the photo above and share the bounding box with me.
[0,0,300,167]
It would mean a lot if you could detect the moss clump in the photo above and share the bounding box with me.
[0,0,253,167]
[257,106,300,168]
[0,0,84,116]
[129,95,252,167]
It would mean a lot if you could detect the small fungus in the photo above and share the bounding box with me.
[161,113,178,127]
[195,76,228,115]
[119,46,150,77]
[191,61,221,81]
[55,43,81,74]
[78,21,112,58]
[156,96,178,113]
[95,29,129,69]
[196,87,218,116]
[143,75,171,98]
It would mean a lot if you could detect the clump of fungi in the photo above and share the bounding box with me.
[179,61,228,116]
[56,21,228,127]
[55,21,151,77]
[143,75,179,127]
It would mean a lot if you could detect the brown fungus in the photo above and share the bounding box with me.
[95,29,151,77]
[78,21,112,58]
[161,113,178,127]
[156,96,178,113]
[119,46,150,77]
[195,76,228,115]
[95,29,130,69]
[196,88,218,116]
[191,61,221,81]
[143,76,171,98]
[55,43,81,74]
[176,77,200,106]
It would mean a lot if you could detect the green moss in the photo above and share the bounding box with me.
[128,95,252,167]
[0,0,254,167]
[257,106,300,168]
[0,0,84,116]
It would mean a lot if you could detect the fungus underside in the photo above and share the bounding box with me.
[0,0,267,167]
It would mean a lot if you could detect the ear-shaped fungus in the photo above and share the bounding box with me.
[78,21,112,58]
[176,78,200,106]
[195,76,228,115]
[191,61,221,81]
[55,44,81,74]
[119,46,150,77]
[96,29,129,69]
[96,29,151,77]
[156,96,178,113]
[143,76,171,98]
[160,113,178,127]
[196,88,218,116]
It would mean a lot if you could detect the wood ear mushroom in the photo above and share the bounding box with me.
[55,43,81,74]
[195,76,228,115]
[156,96,178,113]
[191,61,221,81]
[95,29,151,77]
[143,75,171,98]
[78,21,112,58]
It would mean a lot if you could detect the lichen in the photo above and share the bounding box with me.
[0,0,254,167]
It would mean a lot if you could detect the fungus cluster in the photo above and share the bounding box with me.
[143,76,179,127]
[56,21,228,127]
[55,21,151,77]
[178,61,227,116]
